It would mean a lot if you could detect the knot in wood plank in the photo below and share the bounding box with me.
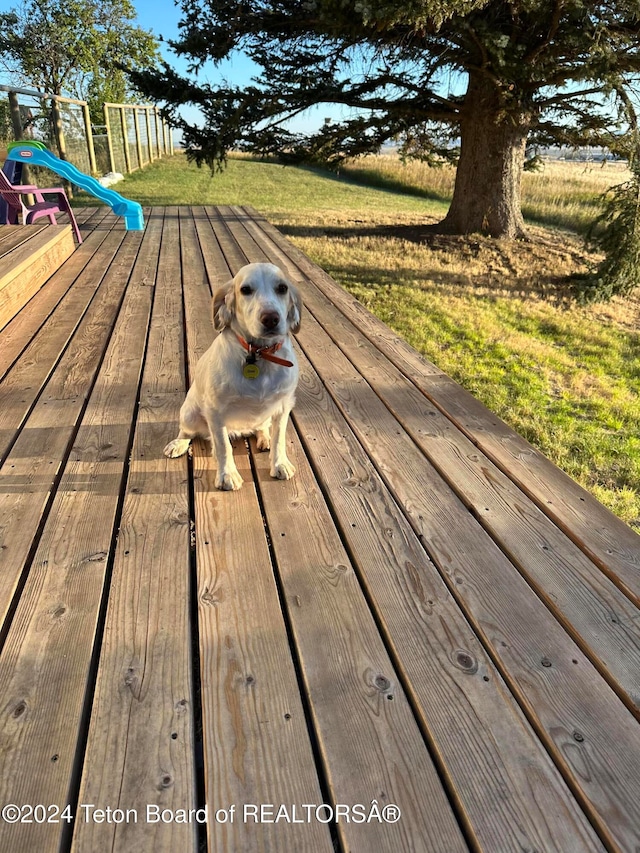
[453,649,478,674]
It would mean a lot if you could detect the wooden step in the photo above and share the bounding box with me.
[0,224,75,330]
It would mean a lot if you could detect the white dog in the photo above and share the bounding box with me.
[164,263,302,490]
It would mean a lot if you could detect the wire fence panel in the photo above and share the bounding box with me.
[105,105,127,174]
[151,110,163,157]
[123,108,134,170]
[1,86,176,181]
[92,126,111,174]
[137,108,150,167]
[58,100,92,175]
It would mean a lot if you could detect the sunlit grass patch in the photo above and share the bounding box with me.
[285,214,640,527]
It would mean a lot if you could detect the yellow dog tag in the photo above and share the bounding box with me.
[243,363,260,379]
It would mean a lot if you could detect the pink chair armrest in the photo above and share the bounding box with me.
[15,186,67,196]
[29,188,68,204]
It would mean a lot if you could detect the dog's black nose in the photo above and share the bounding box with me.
[261,311,280,331]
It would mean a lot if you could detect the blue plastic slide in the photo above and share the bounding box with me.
[7,141,144,230]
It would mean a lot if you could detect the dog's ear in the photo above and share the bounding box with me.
[287,282,302,334]
[212,280,235,330]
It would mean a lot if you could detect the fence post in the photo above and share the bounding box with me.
[145,108,154,162]
[120,106,132,173]
[82,102,98,175]
[104,104,116,173]
[162,117,168,155]
[7,91,32,199]
[154,109,161,156]
[133,107,143,168]
[51,97,73,197]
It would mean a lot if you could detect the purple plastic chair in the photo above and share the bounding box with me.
[0,166,82,243]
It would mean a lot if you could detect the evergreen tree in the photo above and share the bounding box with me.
[130,0,640,238]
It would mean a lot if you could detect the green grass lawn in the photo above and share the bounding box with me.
[92,153,640,529]
[90,154,445,216]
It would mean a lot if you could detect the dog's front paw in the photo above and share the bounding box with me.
[215,468,244,491]
[164,438,191,458]
[256,431,271,452]
[271,459,296,480]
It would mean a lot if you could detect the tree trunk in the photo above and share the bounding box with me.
[438,71,531,239]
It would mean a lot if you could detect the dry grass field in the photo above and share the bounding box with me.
[340,154,633,233]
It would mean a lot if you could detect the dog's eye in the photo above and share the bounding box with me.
[276,283,288,294]
[240,285,252,295]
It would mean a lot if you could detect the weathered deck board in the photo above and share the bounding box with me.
[0,225,139,635]
[0,209,120,379]
[274,244,640,714]
[207,208,471,852]
[205,208,608,852]
[0,223,48,257]
[217,205,640,850]
[71,209,198,853]
[0,222,147,853]
[288,348,604,852]
[243,207,640,605]
[0,206,638,853]
[0,225,75,330]
[251,433,471,853]
[0,226,129,460]
[179,208,333,853]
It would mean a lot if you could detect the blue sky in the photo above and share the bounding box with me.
[131,0,348,133]
[0,0,213,81]
[0,0,343,134]
[134,0,254,96]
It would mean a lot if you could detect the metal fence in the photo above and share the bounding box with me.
[0,85,176,180]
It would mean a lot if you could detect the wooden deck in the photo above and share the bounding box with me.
[1,206,639,853]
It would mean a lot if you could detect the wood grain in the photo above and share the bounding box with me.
[292,304,640,852]
[288,347,603,853]
[242,207,640,606]
[0,229,140,633]
[0,212,121,379]
[0,229,128,459]
[181,207,334,853]
[412,373,640,603]
[0,226,75,329]
[289,272,640,718]
[255,427,487,853]
[207,208,467,852]
[0,224,47,257]
[0,221,149,853]
[72,209,198,853]
[211,205,599,849]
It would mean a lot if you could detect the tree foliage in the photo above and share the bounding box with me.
[127,0,640,245]
[580,140,640,301]
[131,0,640,168]
[0,0,159,122]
